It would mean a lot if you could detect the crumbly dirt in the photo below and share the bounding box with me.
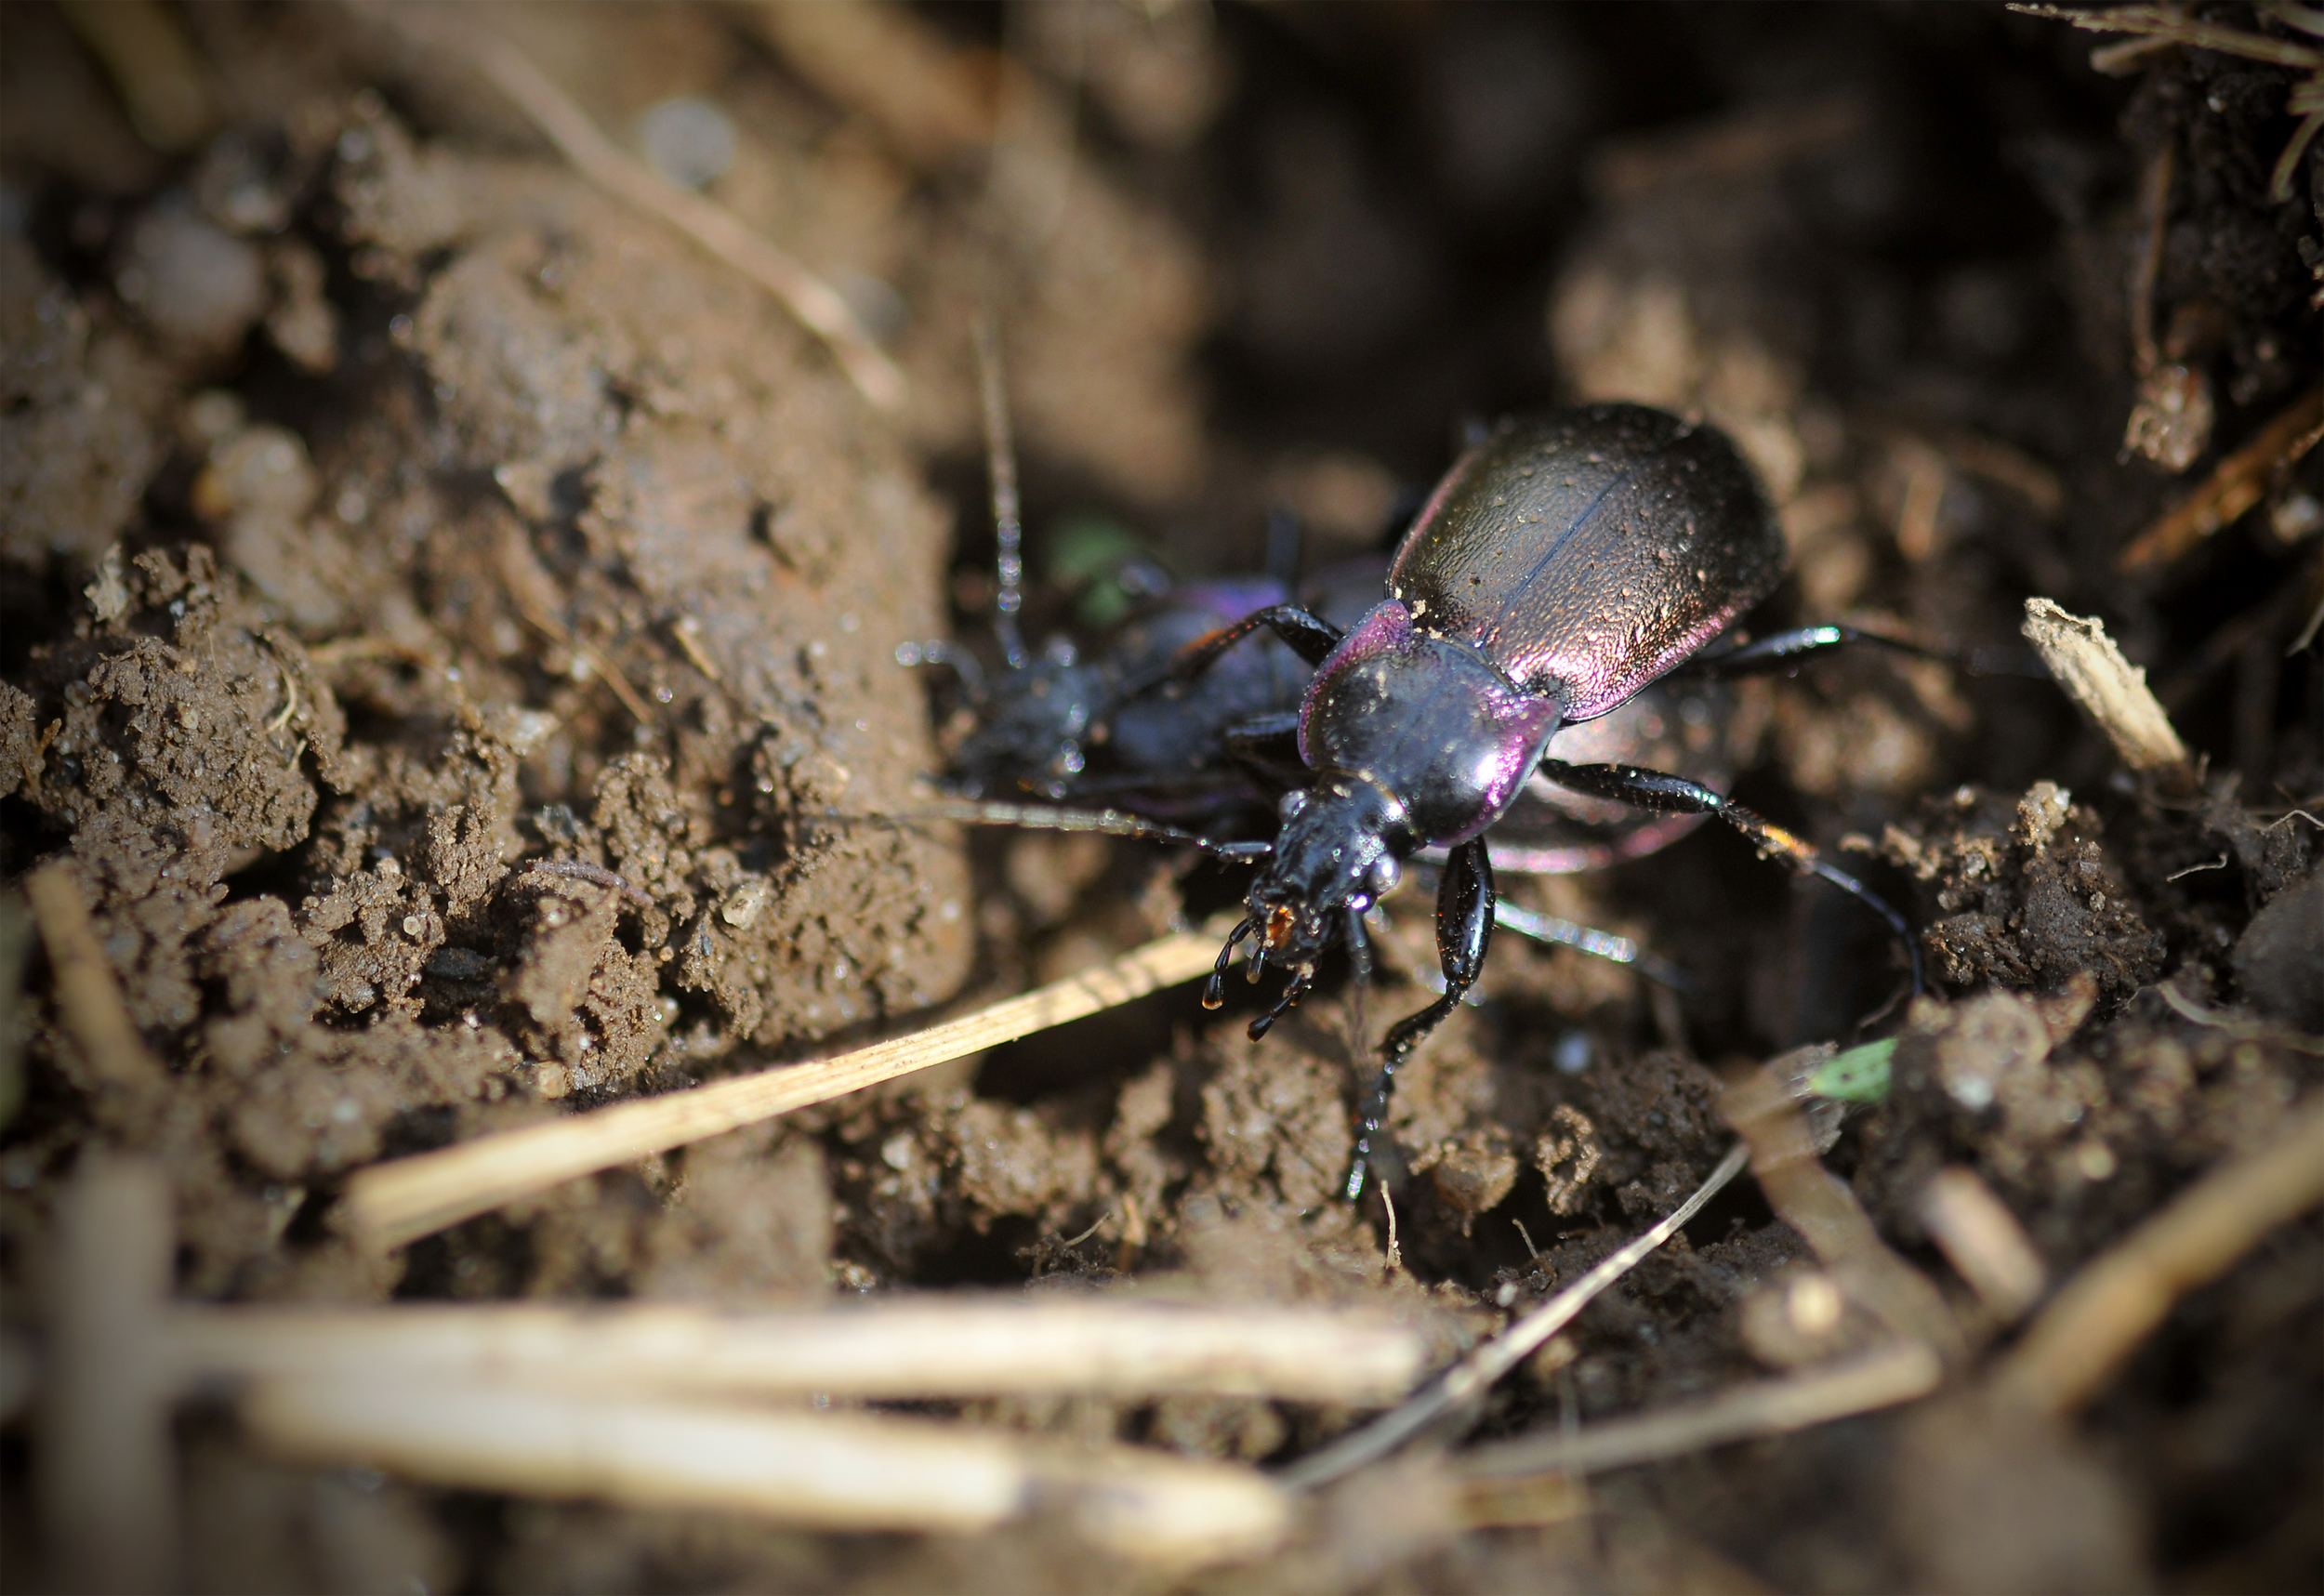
[4,4,2322,1593]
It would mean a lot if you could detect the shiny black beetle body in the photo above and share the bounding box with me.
[1169,402,1917,1195]
[1259,403,1781,954]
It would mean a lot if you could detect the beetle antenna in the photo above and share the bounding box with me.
[1797,854,1925,996]
[893,637,987,695]
[1345,906,1372,1059]
[821,800,1273,862]
[972,315,1027,671]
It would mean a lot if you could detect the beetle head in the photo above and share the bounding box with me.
[1244,770,1411,973]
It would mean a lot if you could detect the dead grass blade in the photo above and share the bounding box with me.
[1721,1065,1967,1365]
[24,864,171,1102]
[56,0,214,152]
[345,926,1227,1250]
[1916,1167,2050,1325]
[41,1154,178,1595]
[2119,385,2324,572]
[240,1378,1289,1569]
[1275,1142,1751,1490]
[1459,1342,1942,1480]
[2022,598,2197,797]
[168,1298,1424,1405]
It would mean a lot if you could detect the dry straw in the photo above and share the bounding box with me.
[347,927,1225,1249]
[169,1297,1424,1405]
[2021,598,2195,794]
[241,1379,1291,1567]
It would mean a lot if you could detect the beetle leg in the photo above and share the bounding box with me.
[1123,604,1347,704]
[1536,759,1925,994]
[1248,966,1312,1039]
[1349,837,1495,1200]
[1687,624,2047,679]
[893,637,988,693]
[1490,899,1691,991]
[1406,853,1689,985]
[1221,709,1302,761]
[1203,916,1259,1010]
[838,798,1274,861]
[1221,709,1306,789]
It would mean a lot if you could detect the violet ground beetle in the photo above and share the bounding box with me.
[1144,403,1948,1198]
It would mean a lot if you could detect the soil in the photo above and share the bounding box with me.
[2,3,2320,1592]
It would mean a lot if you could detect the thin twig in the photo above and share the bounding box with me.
[2013,5,2324,71]
[166,1298,1424,1405]
[240,1378,1288,1568]
[1275,1142,1750,1491]
[746,0,997,170]
[383,10,905,412]
[1916,1167,2049,1324]
[41,1154,178,1595]
[2153,979,2324,1056]
[1992,1095,2324,1415]
[973,315,1026,667]
[1459,1342,1941,1480]
[2127,144,2172,377]
[1721,1066,1966,1363]
[1590,95,1867,200]
[493,526,658,728]
[522,860,656,910]
[2022,599,2197,795]
[2119,386,2324,572]
[346,924,1229,1249]
[56,0,213,152]
[24,864,171,1098]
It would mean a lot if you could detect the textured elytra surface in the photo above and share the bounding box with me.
[1388,404,1783,720]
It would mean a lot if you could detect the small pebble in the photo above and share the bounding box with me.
[2232,870,2324,1032]
[638,97,736,191]
[117,200,266,357]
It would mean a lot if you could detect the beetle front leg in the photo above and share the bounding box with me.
[1537,758,1924,994]
[1348,837,1494,1200]
[1121,605,1346,705]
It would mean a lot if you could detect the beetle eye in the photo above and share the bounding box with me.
[1278,789,1309,821]
[1367,857,1400,896]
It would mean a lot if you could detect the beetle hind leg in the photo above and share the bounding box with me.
[1536,758,1925,995]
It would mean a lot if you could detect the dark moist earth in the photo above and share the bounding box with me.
[3,4,2321,1592]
